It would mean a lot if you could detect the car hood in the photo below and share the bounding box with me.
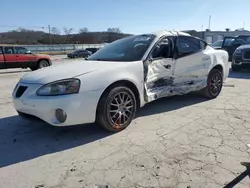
[236,44,250,50]
[20,60,127,84]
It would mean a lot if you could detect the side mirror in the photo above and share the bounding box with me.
[26,51,32,54]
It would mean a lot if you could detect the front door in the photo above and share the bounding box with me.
[3,46,16,68]
[173,36,210,94]
[144,36,176,102]
[15,47,37,67]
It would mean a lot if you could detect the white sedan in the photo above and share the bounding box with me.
[12,30,230,132]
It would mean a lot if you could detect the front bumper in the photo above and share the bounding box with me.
[12,82,102,126]
[232,54,250,68]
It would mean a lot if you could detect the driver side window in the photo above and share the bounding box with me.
[151,37,172,59]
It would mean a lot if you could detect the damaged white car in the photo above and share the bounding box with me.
[12,30,230,132]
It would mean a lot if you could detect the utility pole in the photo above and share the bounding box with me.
[48,25,51,45]
[208,15,211,30]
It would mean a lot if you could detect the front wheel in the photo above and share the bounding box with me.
[201,69,223,99]
[96,86,137,132]
[38,60,50,69]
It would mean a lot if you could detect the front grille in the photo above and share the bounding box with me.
[16,86,28,98]
[243,50,250,60]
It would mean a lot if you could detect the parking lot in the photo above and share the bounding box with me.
[0,58,250,188]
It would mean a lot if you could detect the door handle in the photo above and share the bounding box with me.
[164,64,171,69]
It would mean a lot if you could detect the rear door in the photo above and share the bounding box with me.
[3,46,16,68]
[173,36,210,92]
[0,47,4,69]
[15,47,37,67]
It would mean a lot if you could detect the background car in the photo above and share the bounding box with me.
[232,45,250,71]
[67,50,92,58]
[0,45,52,71]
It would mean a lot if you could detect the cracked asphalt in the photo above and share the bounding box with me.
[0,62,250,188]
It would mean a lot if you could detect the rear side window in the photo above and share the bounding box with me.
[0,47,2,54]
[177,36,201,56]
[4,47,14,54]
[200,40,207,49]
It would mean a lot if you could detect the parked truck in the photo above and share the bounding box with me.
[0,45,52,71]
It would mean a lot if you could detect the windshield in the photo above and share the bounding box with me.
[87,34,156,61]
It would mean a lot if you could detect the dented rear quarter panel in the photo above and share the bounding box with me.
[205,47,230,81]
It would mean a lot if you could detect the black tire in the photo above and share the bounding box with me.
[38,60,49,69]
[201,69,223,99]
[96,86,137,132]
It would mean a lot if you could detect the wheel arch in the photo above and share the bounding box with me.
[211,64,223,77]
[95,80,141,120]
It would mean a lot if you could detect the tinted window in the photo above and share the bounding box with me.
[15,47,28,54]
[4,47,14,54]
[151,37,173,59]
[0,47,2,54]
[177,36,201,56]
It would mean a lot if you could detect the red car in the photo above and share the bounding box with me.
[0,45,52,71]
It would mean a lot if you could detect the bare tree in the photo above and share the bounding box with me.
[51,27,61,35]
[79,27,88,34]
[63,27,74,43]
[107,27,121,33]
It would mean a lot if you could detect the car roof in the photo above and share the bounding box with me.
[151,30,191,38]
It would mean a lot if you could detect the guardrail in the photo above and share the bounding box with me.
[21,44,105,54]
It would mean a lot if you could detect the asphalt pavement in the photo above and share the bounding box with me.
[0,59,250,188]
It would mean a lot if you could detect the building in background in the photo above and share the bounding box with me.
[184,29,250,44]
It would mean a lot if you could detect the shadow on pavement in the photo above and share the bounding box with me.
[137,92,207,117]
[0,92,207,168]
[0,117,113,168]
[0,69,30,75]
[228,69,250,79]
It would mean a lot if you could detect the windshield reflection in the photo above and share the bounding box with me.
[87,34,156,62]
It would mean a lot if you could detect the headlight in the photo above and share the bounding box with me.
[234,49,242,54]
[36,78,80,96]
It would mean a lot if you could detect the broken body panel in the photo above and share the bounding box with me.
[142,31,229,103]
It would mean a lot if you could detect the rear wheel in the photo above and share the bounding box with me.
[96,86,137,132]
[201,69,223,99]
